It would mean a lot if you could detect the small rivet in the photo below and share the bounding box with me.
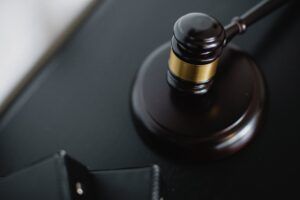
[76,182,84,196]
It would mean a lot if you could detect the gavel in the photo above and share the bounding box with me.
[168,0,286,94]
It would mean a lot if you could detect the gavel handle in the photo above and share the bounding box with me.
[225,0,288,42]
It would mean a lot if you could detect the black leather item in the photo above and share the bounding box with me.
[92,165,161,200]
[0,151,161,200]
[0,151,94,200]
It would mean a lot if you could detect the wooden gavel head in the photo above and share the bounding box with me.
[168,13,226,94]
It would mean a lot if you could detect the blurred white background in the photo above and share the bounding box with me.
[0,0,96,113]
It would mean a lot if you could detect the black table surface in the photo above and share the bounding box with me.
[1,0,300,199]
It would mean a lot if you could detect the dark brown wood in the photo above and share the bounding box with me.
[131,43,266,160]
[172,13,225,65]
[168,12,225,94]
[225,0,288,42]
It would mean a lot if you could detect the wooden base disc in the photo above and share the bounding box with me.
[131,43,266,160]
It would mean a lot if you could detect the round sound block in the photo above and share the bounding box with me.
[131,43,266,160]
